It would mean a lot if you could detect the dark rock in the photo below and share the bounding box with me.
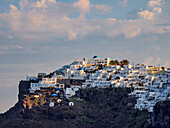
[0,80,169,128]
[18,80,31,102]
[148,100,170,128]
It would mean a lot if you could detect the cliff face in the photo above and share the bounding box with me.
[0,81,169,128]
[18,81,31,102]
[0,81,30,120]
[0,87,149,128]
[148,100,170,128]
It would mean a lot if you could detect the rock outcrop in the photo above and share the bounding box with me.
[0,81,169,128]
[148,100,170,128]
[18,80,31,102]
[0,81,30,120]
[0,87,150,128]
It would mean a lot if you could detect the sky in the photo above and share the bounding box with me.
[0,0,170,113]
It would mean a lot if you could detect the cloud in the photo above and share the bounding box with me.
[95,4,113,13]
[0,44,23,55]
[0,45,23,50]
[74,0,90,19]
[0,0,169,42]
[8,35,13,39]
[144,57,153,65]
[68,29,77,40]
[152,7,162,13]
[152,45,161,51]
[36,0,47,8]
[164,61,169,67]
[144,57,164,66]
[138,10,154,20]
[48,0,56,3]
[103,19,142,38]
[138,0,164,20]
[119,0,128,8]
[9,4,18,10]
[165,26,170,31]
[156,58,161,64]
[148,0,164,7]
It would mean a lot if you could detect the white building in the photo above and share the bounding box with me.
[167,68,170,83]
[65,88,76,98]
[85,56,110,66]
[26,75,37,81]
[49,102,55,107]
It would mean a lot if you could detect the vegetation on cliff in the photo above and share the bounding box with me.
[0,87,150,128]
[148,100,170,128]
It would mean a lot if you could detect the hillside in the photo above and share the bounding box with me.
[1,83,169,128]
[0,87,150,128]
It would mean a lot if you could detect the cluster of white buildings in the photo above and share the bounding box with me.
[26,56,170,112]
[28,77,65,93]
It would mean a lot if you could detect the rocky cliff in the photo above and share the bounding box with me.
[18,81,31,102]
[0,87,149,128]
[0,82,169,128]
[0,81,30,120]
[148,100,170,128]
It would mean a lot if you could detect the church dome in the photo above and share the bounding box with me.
[93,56,99,59]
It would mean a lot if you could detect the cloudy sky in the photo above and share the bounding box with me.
[0,0,170,113]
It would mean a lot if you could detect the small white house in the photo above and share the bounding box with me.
[69,102,74,106]
[49,102,55,107]
[66,88,76,98]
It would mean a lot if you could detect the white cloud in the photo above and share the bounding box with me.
[119,0,128,8]
[152,45,161,51]
[95,4,113,13]
[153,7,162,13]
[0,0,169,41]
[103,19,142,38]
[164,61,170,67]
[148,0,164,7]
[156,58,161,64]
[10,4,18,10]
[8,35,13,39]
[144,57,165,66]
[0,45,23,50]
[74,0,90,19]
[138,10,154,20]
[144,57,153,65]
[138,0,164,20]
[68,29,77,40]
[0,44,23,55]
[165,26,170,31]
[36,0,47,8]
[48,0,56,3]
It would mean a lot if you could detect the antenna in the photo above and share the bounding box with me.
[26,74,28,80]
